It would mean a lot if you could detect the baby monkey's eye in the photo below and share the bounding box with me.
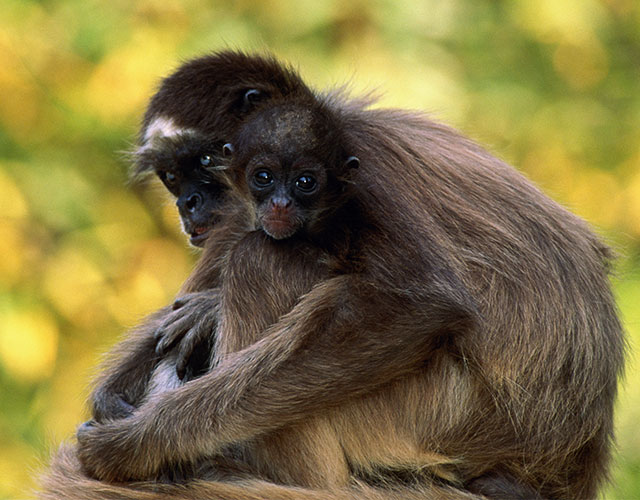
[200,155,213,167]
[254,170,274,186]
[295,175,317,193]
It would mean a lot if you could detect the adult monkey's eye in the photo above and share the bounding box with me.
[164,172,177,186]
[200,154,213,167]
[295,175,317,192]
[254,170,273,186]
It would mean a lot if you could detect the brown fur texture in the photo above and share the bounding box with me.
[40,444,483,500]
[39,52,623,500]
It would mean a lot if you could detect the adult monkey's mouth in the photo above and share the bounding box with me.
[189,226,211,247]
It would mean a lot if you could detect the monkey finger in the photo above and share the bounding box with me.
[174,290,220,310]
[76,420,96,442]
[175,332,202,379]
[155,334,178,355]
[154,308,192,341]
[176,357,188,381]
[154,313,191,349]
[158,298,210,339]
[175,320,215,378]
[171,291,206,310]
[154,314,198,354]
[172,296,191,310]
[111,396,136,419]
[93,393,136,422]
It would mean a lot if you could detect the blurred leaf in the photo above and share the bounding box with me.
[0,168,28,219]
[0,306,58,383]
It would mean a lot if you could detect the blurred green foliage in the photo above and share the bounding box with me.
[0,0,638,498]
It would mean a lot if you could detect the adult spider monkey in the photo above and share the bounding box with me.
[40,52,623,500]
[41,60,489,500]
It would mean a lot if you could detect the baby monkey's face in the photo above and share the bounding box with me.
[228,104,359,241]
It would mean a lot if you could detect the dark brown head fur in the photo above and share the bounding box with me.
[228,98,359,243]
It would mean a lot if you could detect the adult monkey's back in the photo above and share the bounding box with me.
[42,53,623,500]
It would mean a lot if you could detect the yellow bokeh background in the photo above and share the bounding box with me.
[0,1,638,498]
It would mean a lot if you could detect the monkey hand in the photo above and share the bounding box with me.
[90,387,137,423]
[76,412,167,482]
[154,290,220,379]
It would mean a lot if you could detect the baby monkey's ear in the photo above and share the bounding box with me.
[345,156,360,170]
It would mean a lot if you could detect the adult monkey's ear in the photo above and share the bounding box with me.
[241,89,266,112]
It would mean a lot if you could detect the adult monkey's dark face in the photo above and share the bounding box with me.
[134,132,228,247]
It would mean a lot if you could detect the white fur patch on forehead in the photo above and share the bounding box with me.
[136,116,195,155]
[143,116,191,142]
